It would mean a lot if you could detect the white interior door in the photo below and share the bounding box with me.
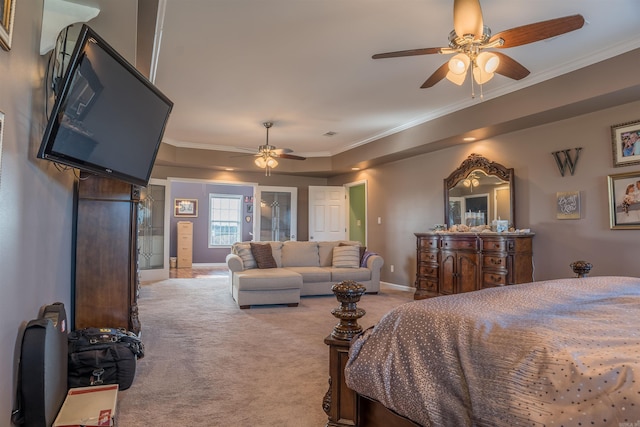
[254,186,298,241]
[308,186,346,241]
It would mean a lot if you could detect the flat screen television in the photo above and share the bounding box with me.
[38,24,173,187]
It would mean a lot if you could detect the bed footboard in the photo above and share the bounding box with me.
[323,280,419,427]
[323,280,366,426]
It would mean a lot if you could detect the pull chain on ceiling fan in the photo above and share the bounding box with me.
[372,0,585,98]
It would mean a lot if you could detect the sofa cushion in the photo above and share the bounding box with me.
[284,266,331,283]
[234,243,257,269]
[330,267,372,283]
[318,242,340,267]
[250,242,277,269]
[234,268,302,291]
[282,241,320,267]
[269,242,284,267]
[332,245,360,268]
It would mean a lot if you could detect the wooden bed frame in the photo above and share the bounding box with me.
[322,280,420,427]
[323,264,594,426]
[323,333,420,427]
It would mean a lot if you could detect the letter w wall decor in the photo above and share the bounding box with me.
[552,147,582,177]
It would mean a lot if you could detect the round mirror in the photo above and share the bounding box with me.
[444,154,515,229]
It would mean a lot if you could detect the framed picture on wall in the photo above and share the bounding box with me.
[0,0,16,50]
[608,171,640,229]
[611,120,640,168]
[556,191,580,220]
[174,198,198,217]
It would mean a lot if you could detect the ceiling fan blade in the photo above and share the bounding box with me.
[372,47,442,59]
[493,52,530,80]
[277,153,306,161]
[490,14,585,48]
[272,148,293,155]
[421,62,450,88]
[453,0,484,38]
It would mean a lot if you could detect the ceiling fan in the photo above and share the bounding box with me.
[253,122,306,175]
[372,0,585,94]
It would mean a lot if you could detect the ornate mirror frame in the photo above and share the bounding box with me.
[444,153,515,229]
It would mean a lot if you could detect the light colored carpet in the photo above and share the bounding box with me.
[116,276,414,426]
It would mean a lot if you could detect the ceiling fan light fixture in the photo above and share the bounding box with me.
[472,64,494,84]
[448,53,470,75]
[255,157,267,168]
[445,70,467,86]
[476,51,499,73]
[266,157,278,168]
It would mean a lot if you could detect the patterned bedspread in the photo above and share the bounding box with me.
[345,276,640,427]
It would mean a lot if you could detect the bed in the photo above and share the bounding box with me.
[324,276,640,426]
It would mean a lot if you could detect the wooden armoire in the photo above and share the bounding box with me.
[73,173,141,334]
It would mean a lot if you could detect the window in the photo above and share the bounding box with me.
[209,194,242,246]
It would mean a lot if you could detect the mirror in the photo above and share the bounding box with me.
[444,154,515,230]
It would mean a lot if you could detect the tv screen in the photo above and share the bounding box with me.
[38,24,173,187]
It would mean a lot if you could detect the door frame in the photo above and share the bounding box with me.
[345,180,368,246]
[139,178,171,283]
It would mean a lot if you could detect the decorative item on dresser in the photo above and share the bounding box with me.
[414,232,534,299]
[73,173,140,334]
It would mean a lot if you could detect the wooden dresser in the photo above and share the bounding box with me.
[414,232,534,299]
[74,174,141,334]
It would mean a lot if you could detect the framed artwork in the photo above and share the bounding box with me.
[611,120,640,168]
[246,204,253,213]
[174,198,198,217]
[607,171,640,229]
[0,0,16,51]
[556,191,580,220]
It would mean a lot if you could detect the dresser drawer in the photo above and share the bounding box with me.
[416,278,437,292]
[483,272,507,287]
[419,237,439,249]
[482,239,507,251]
[441,238,478,250]
[483,255,507,269]
[419,251,438,263]
[419,264,438,278]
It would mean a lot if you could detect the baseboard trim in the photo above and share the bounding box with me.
[192,263,227,267]
[380,281,414,293]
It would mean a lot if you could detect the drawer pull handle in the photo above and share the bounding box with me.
[490,275,501,283]
[491,259,502,265]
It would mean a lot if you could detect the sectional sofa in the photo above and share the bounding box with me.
[226,240,384,309]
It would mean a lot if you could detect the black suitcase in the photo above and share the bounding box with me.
[12,302,69,427]
[68,327,144,391]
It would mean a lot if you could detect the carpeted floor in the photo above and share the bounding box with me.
[116,276,414,426]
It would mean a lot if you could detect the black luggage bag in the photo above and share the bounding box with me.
[13,302,69,427]
[68,327,144,391]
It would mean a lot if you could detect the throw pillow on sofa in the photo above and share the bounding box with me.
[234,243,257,269]
[250,242,278,269]
[339,242,367,265]
[332,245,360,268]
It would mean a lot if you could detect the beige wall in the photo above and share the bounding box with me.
[329,100,640,286]
[0,1,137,421]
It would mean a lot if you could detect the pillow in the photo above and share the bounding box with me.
[250,242,278,269]
[234,243,256,269]
[339,242,366,264]
[332,245,360,268]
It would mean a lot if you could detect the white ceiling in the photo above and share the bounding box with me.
[152,0,640,159]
